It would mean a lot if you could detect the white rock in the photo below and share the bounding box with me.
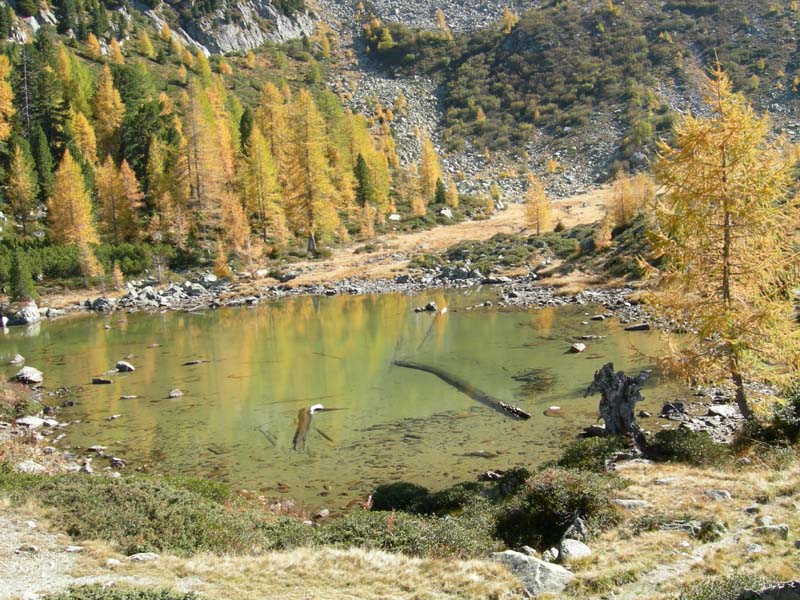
[65,545,84,553]
[490,550,574,597]
[388,213,402,221]
[569,343,586,353]
[116,360,136,372]
[106,558,122,568]
[16,366,43,385]
[127,552,159,562]
[704,489,732,501]
[16,416,45,429]
[613,499,649,509]
[559,539,592,562]
[15,460,46,474]
[9,354,25,365]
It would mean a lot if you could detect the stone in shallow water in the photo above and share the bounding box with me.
[16,366,43,385]
[116,360,136,372]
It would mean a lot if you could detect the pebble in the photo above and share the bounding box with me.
[127,552,160,562]
[704,489,732,501]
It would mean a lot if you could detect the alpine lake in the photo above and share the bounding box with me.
[2,288,683,510]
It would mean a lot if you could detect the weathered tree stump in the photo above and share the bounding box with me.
[585,362,649,445]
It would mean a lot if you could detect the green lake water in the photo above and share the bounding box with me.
[1,289,683,510]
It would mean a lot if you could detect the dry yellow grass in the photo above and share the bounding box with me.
[561,457,800,599]
[64,545,523,600]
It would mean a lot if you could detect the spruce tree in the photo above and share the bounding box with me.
[10,247,36,301]
[354,153,373,207]
[434,178,447,205]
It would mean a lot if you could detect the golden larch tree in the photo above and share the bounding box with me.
[109,39,125,64]
[139,30,155,59]
[445,176,459,208]
[0,55,14,142]
[244,125,289,249]
[285,89,340,253]
[70,111,97,164]
[93,65,125,159]
[86,33,102,60]
[47,150,100,246]
[525,174,552,235]
[419,134,442,202]
[502,7,520,34]
[7,144,40,239]
[648,66,800,418]
[95,156,143,244]
[256,81,289,172]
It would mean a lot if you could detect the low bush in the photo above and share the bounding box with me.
[495,467,625,548]
[556,436,630,472]
[647,429,730,466]
[0,383,39,420]
[677,574,776,600]
[318,501,498,558]
[371,481,484,515]
[45,587,196,600]
[371,481,430,511]
[0,472,294,556]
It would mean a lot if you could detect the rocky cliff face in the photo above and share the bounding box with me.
[140,0,314,54]
[166,0,314,54]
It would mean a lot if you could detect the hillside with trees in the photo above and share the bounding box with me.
[0,4,472,294]
[363,0,800,172]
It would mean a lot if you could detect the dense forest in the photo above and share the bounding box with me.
[0,3,463,294]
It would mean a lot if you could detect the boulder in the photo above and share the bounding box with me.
[7,300,41,326]
[388,213,402,221]
[569,343,586,353]
[737,582,800,600]
[126,552,159,562]
[624,323,650,331]
[490,550,574,596]
[116,361,136,372]
[754,525,790,540]
[16,416,45,429]
[704,489,732,501]
[91,297,115,312]
[708,404,738,419]
[563,516,590,542]
[92,377,113,385]
[16,366,43,385]
[9,354,25,365]
[168,389,184,398]
[559,539,592,562]
[15,460,46,474]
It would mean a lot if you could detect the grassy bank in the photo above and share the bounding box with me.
[3,388,800,598]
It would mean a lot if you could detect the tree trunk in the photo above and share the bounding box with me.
[731,370,752,419]
[307,233,317,255]
[585,362,649,445]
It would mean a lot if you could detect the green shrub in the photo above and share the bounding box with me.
[0,473,278,556]
[557,436,630,472]
[45,586,196,600]
[647,429,730,466]
[371,482,430,511]
[371,481,484,515]
[495,467,625,548]
[317,504,497,559]
[677,574,775,600]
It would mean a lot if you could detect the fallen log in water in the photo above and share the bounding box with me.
[392,360,531,420]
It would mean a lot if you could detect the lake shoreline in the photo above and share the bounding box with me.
[16,272,655,332]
